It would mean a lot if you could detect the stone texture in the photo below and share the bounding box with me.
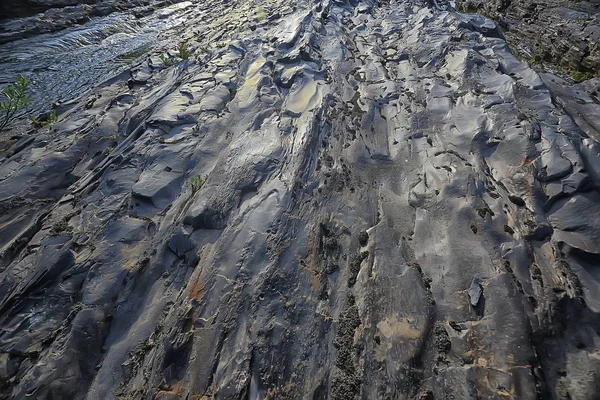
[0,0,599,399]
[456,0,600,77]
[0,0,181,44]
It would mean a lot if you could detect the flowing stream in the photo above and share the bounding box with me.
[0,1,195,114]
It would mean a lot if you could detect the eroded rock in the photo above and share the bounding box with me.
[0,0,599,399]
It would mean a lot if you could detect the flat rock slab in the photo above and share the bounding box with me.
[132,169,182,206]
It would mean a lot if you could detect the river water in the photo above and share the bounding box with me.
[0,1,195,114]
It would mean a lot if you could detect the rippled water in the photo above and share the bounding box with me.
[0,2,195,114]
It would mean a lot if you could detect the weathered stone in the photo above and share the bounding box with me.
[456,0,600,76]
[468,277,483,306]
[0,0,599,399]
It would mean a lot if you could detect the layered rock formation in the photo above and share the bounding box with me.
[456,0,600,78]
[0,0,178,44]
[0,0,107,20]
[0,0,131,19]
[1,0,600,399]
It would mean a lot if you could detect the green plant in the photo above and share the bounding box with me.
[160,54,176,66]
[160,43,193,66]
[256,5,266,21]
[195,47,210,62]
[190,175,207,192]
[30,110,58,128]
[107,147,114,153]
[110,134,119,140]
[0,75,31,131]
[177,42,192,59]
[571,70,595,82]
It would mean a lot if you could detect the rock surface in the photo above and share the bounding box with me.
[1,0,600,399]
[1,0,138,19]
[456,0,600,77]
[0,0,182,44]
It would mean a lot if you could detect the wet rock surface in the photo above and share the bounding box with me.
[0,1,197,114]
[0,0,171,20]
[0,0,186,44]
[1,0,600,399]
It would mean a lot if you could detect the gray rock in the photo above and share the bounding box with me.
[468,277,483,306]
[456,0,600,75]
[168,230,194,258]
[131,169,182,209]
[0,0,598,399]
